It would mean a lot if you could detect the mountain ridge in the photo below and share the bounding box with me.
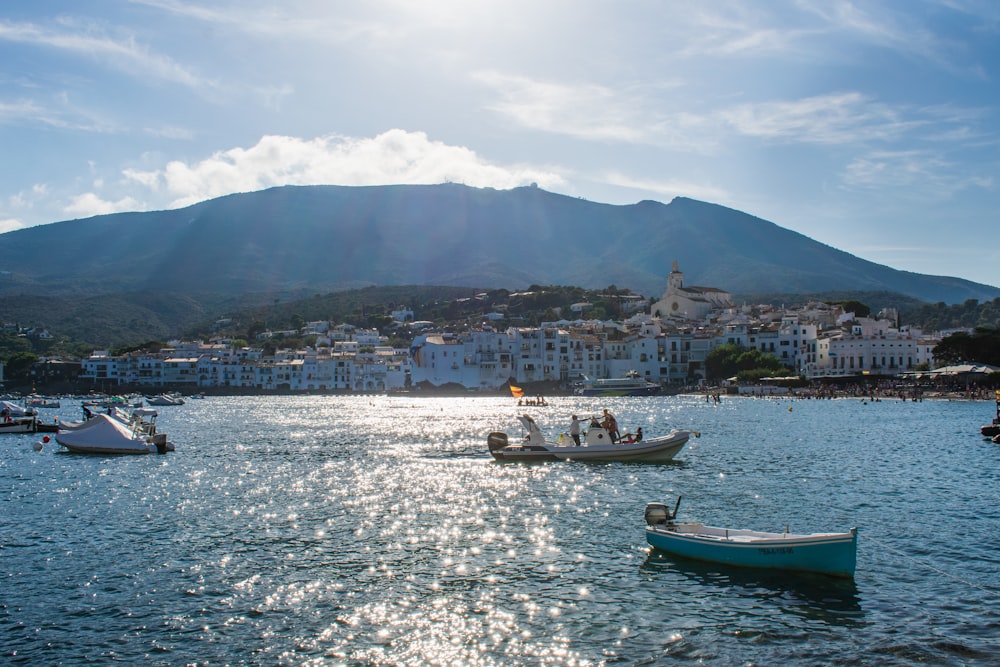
[0,183,995,306]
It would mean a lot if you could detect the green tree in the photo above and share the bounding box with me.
[247,320,266,341]
[933,327,1000,366]
[0,331,32,360]
[833,300,870,318]
[705,344,790,381]
[4,351,39,386]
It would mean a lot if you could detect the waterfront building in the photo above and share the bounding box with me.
[409,330,513,389]
[801,316,928,379]
[80,351,127,386]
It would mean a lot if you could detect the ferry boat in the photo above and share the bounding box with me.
[575,371,661,397]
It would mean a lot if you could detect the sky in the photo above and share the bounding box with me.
[1,1,999,289]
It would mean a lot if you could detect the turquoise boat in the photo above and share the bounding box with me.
[644,500,857,578]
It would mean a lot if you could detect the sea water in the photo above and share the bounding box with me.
[2,394,998,665]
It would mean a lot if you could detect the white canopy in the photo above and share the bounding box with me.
[55,414,153,453]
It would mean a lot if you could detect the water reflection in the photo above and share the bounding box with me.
[641,549,865,628]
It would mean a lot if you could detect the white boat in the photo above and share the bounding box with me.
[0,400,39,433]
[26,395,61,408]
[644,499,858,578]
[575,371,661,397]
[145,393,185,406]
[0,415,39,434]
[487,414,695,462]
[75,404,161,436]
[1,399,37,418]
[55,414,174,455]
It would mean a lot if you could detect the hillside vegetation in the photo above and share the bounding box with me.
[2,184,996,305]
[7,282,1000,358]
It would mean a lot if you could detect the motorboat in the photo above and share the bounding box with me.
[55,413,174,454]
[644,498,857,578]
[76,404,161,435]
[574,371,661,397]
[0,414,40,434]
[0,400,46,433]
[145,393,185,406]
[26,395,61,408]
[82,395,144,409]
[1,399,36,418]
[487,414,695,463]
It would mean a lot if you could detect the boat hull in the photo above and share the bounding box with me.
[0,418,38,434]
[577,385,662,397]
[490,431,689,463]
[58,442,159,455]
[646,523,857,578]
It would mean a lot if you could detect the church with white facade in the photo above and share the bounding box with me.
[650,260,734,321]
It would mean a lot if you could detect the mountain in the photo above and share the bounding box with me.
[1,184,996,306]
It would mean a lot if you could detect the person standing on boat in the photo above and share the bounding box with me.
[569,415,585,446]
[602,408,620,443]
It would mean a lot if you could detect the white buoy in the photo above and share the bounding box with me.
[32,440,43,452]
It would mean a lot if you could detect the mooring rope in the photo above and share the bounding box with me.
[865,534,998,598]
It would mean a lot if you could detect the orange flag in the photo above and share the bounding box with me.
[509,384,524,398]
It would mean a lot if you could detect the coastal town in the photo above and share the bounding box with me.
[13,262,987,396]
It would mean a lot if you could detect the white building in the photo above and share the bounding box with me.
[651,260,734,321]
[409,330,514,389]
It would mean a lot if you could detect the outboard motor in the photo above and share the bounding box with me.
[487,431,509,452]
[149,433,169,454]
[644,502,672,526]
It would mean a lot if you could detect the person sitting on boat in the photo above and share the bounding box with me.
[635,427,643,442]
[601,408,620,443]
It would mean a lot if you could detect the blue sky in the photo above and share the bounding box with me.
[1,1,998,290]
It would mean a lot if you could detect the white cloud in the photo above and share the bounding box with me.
[474,72,959,155]
[0,17,215,93]
[125,129,566,208]
[474,70,717,152]
[64,192,144,219]
[719,92,919,144]
[475,70,651,143]
[840,149,993,199]
[0,218,26,233]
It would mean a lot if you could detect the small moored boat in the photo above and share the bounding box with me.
[55,414,174,455]
[146,393,185,406]
[488,414,695,463]
[0,400,46,433]
[26,395,61,408]
[0,415,40,434]
[644,498,857,578]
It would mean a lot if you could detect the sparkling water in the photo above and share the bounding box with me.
[2,394,998,665]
